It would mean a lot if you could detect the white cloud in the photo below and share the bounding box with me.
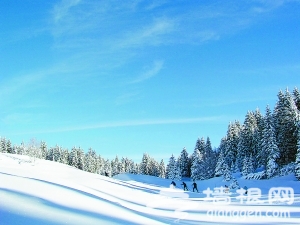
[130,60,164,84]
[16,116,223,134]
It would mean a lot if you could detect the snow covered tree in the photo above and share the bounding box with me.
[140,153,150,175]
[40,141,48,159]
[293,87,300,110]
[229,177,240,189]
[259,105,280,178]
[111,156,120,176]
[69,147,78,168]
[215,139,226,177]
[60,148,69,165]
[179,147,189,177]
[205,137,217,179]
[166,154,176,180]
[224,121,241,167]
[190,149,204,181]
[274,89,298,165]
[237,111,259,170]
[174,159,182,181]
[0,137,7,153]
[103,159,112,177]
[294,119,300,180]
[6,139,12,154]
[159,159,166,178]
[84,148,98,173]
[223,162,232,182]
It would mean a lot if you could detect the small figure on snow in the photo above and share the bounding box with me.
[192,182,199,192]
[243,186,248,195]
[224,185,229,193]
[171,181,176,187]
[105,171,109,177]
[181,182,188,191]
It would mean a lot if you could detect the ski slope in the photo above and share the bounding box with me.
[0,153,299,225]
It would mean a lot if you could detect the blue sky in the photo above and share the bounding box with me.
[1,0,300,162]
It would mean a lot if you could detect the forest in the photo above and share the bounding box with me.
[1,88,300,182]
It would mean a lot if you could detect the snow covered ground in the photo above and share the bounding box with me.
[0,153,299,225]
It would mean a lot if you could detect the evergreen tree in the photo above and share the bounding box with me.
[229,177,240,189]
[111,156,120,176]
[140,153,150,175]
[294,119,300,180]
[223,163,232,182]
[174,159,182,180]
[159,159,166,178]
[274,89,298,165]
[0,137,7,153]
[190,149,203,181]
[103,159,112,177]
[166,154,176,180]
[179,147,189,177]
[215,140,226,177]
[224,121,241,166]
[69,147,78,168]
[40,141,48,159]
[293,87,300,110]
[237,111,259,171]
[260,105,280,177]
[6,139,12,154]
[205,137,217,179]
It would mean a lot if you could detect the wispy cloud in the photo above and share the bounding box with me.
[115,18,175,49]
[129,60,164,84]
[52,0,82,23]
[13,116,224,135]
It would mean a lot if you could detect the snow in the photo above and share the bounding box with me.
[1,153,299,225]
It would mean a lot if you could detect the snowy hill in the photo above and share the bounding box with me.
[0,153,299,225]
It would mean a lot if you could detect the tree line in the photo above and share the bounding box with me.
[165,87,300,181]
[1,87,300,181]
[0,137,166,178]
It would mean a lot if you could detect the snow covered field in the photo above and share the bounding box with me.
[0,153,299,225]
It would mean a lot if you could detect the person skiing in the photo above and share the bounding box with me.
[192,182,199,192]
[105,171,109,177]
[181,182,188,191]
[244,186,248,195]
[171,181,176,187]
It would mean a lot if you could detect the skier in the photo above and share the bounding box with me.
[192,182,199,192]
[244,186,248,195]
[181,182,188,191]
[105,171,109,177]
[171,181,176,187]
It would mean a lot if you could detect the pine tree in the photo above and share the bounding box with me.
[274,89,298,165]
[224,121,241,166]
[205,137,217,179]
[190,149,203,181]
[69,147,78,168]
[229,177,240,189]
[293,87,300,110]
[103,159,112,177]
[111,156,120,176]
[0,137,7,153]
[140,153,150,175]
[294,119,300,180]
[166,154,176,180]
[6,139,12,154]
[223,163,232,182]
[242,156,249,176]
[159,159,166,178]
[215,139,226,177]
[174,159,182,180]
[260,105,280,178]
[179,147,189,177]
[40,141,48,159]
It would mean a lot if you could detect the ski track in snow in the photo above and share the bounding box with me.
[0,153,299,225]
